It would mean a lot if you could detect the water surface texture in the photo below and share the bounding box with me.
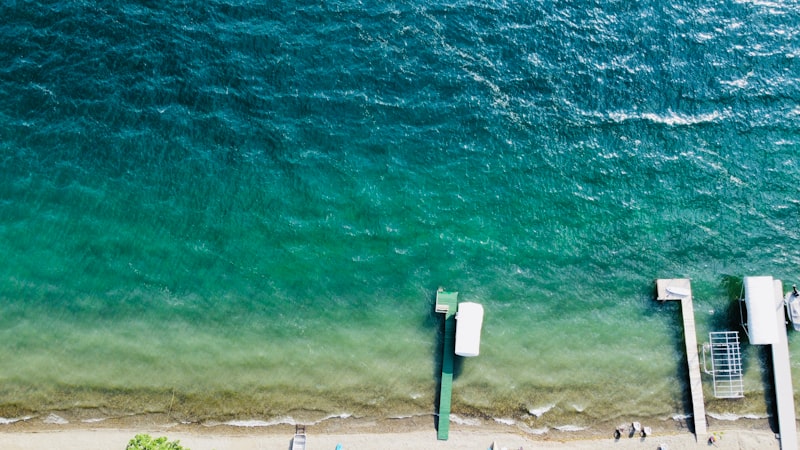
[1,0,799,429]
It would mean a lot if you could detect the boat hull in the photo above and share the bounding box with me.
[785,292,800,332]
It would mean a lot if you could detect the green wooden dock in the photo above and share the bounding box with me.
[435,289,458,441]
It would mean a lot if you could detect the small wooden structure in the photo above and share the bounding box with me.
[291,424,306,450]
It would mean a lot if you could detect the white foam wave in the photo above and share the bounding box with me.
[518,423,549,435]
[81,418,107,423]
[708,412,767,421]
[43,413,68,425]
[528,403,555,418]
[214,416,295,428]
[493,417,516,426]
[554,425,588,432]
[605,110,724,126]
[221,420,275,427]
[388,413,428,420]
[0,416,32,425]
[720,77,749,88]
[672,413,692,421]
[734,0,787,8]
[311,413,352,424]
[219,413,353,428]
[449,414,481,426]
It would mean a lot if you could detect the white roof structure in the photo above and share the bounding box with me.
[455,302,484,357]
[742,276,780,345]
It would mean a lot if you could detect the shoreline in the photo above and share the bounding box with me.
[0,412,781,449]
[0,425,782,450]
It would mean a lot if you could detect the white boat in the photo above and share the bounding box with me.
[785,288,800,332]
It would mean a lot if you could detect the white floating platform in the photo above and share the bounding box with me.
[454,302,484,357]
[743,276,781,345]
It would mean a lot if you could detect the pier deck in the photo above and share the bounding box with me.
[656,278,707,439]
[291,425,306,450]
[435,289,458,441]
[771,280,798,450]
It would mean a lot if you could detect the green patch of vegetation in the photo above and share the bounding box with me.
[126,434,188,450]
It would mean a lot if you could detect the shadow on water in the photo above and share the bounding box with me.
[713,275,751,372]
[713,275,744,331]
[758,346,778,433]
[423,288,465,433]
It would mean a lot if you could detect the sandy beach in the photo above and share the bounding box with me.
[0,428,783,450]
[0,420,783,450]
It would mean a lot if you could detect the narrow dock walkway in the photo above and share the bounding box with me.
[771,280,798,450]
[291,424,306,450]
[435,289,458,441]
[656,278,707,439]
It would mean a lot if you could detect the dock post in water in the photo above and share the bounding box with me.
[435,288,458,441]
[656,278,708,440]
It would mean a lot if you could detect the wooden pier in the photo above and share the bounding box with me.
[435,289,458,441]
[656,278,707,439]
[291,424,306,450]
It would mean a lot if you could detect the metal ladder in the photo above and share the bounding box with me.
[702,331,744,398]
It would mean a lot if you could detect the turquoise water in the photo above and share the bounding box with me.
[1,0,799,430]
